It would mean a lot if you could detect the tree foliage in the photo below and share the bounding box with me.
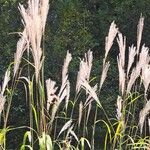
[1,0,150,62]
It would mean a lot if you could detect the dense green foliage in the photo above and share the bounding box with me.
[1,0,150,80]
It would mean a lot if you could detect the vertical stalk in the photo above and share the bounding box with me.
[91,105,98,150]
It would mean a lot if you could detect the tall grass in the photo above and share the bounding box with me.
[0,0,150,149]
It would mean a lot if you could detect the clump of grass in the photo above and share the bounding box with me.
[0,0,150,149]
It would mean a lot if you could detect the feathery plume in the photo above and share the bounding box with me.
[58,76,70,105]
[0,94,6,115]
[47,51,71,122]
[104,21,118,62]
[138,45,149,70]
[84,84,98,107]
[40,0,49,33]
[116,96,123,120]
[81,79,101,107]
[48,80,69,125]
[141,65,150,95]
[127,45,136,77]
[76,60,86,93]
[65,81,70,110]
[14,30,27,77]
[137,16,144,55]
[18,0,49,81]
[62,51,72,83]
[117,33,126,68]
[139,100,150,134]
[126,67,140,94]
[116,32,126,96]
[76,50,93,94]
[78,101,83,128]
[84,84,97,125]
[1,70,10,95]
[126,46,149,94]
[99,61,110,91]
[46,79,58,111]
[117,56,126,96]
[101,22,118,93]
[51,79,70,122]
[0,69,10,115]
[86,50,93,81]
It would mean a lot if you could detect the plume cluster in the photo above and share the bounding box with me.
[100,21,118,91]
[14,0,49,81]
[0,70,10,114]
[76,50,93,94]
[46,51,72,123]
[116,96,123,120]
[116,16,147,96]
[139,100,150,134]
